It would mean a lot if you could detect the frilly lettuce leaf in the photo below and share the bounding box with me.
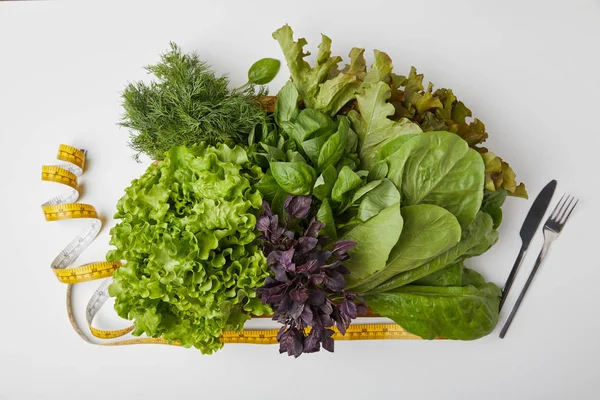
[348,81,422,170]
[107,143,270,354]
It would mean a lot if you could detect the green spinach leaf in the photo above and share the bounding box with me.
[365,279,501,340]
[342,204,404,287]
[352,204,461,293]
[386,131,484,227]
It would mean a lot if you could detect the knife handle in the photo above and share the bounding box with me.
[499,244,528,311]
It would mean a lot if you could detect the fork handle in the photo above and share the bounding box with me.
[499,245,528,311]
[499,239,553,339]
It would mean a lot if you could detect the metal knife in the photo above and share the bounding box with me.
[499,179,557,311]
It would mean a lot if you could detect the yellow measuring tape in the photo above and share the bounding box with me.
[42,144,420,348]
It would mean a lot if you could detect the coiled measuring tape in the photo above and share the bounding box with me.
[42,145,420,348]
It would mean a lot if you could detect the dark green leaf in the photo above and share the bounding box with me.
[365,280,501,340]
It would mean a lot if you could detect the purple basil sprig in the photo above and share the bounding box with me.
[256,195,367,357]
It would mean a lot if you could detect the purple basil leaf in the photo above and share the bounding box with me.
[290,287,309,303]
[300,305,314,326]
[262,200,273,217]
[320,300,333,315]
[336,264,351,275]
[273,264,289,282]
[305,217,325,238]
[321,329,335,352]
[297,259,319,273]
[357,304,368,315]
[303,330,321,353]
[289,301,305,319]
[307,289,325,306]
[284,195,312,219]
[266,251,281,266]
[340,297,358,319]
[331,240,357,258]
[325,271,346,292]
[310,273,326,285]
[256,215,271,234]
[296,236,318,255]
[280,248,296,272]
[320,260,341,270]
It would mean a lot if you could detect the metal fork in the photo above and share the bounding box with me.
[499,194,579,338]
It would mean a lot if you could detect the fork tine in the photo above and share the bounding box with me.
[550,194,567,220]
[561,198,579,225]
[557,196,575,222]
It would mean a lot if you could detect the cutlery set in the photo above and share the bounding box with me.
[499,180,578,338]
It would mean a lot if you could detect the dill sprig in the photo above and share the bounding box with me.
[121,43,268,160]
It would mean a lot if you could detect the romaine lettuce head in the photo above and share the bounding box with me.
[107,143,270,354]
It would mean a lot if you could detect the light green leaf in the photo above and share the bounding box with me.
[331,166,363,203]
[349,81,422,170]
[274,81,300,135]
[366,212,497,293]
[316,199,337,240]
[313,165,338,200]
[317,117,349,171]
[352,204,461,293]
[357,179,401,222]
[247,58,281,85]
[342,204,403,287]
[386,131,484,227]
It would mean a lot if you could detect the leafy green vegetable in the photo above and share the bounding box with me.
[481,188,508,229]
[121,43,268,160]
[331,166,363,203]
[356,179,401,222]
[413,262,464,287]
[351,204,461,293]
[389,67,526,198]
[385,131,485,227]
[342,204,404,287]
[247,58,281,85]
[366,211,498,293]
[274,81,300,135]
[270,162,317,195]
[313,164,338,201]
[365,272,501,340]
[317,117,349,172]
[107,144,270,354]
[349,81,422,170]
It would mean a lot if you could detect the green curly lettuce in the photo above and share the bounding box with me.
[106,143,270,354]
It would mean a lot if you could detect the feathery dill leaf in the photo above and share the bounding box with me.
[121,43,268,160]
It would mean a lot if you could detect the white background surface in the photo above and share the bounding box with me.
[1,0,599,399]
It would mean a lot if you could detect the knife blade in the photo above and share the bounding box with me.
[499,179,557,311]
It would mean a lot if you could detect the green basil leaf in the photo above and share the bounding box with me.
[286,150,306,163]
[313,165,338,201]
[270,162,316,195]
[316,199,337,240]
[274,81,299,135]
[317,117,349,172]
[254,172,280,201]
[291,109,337,145]
[248,58,281,85]
[260,143,286,161]
[331,166,363,203]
